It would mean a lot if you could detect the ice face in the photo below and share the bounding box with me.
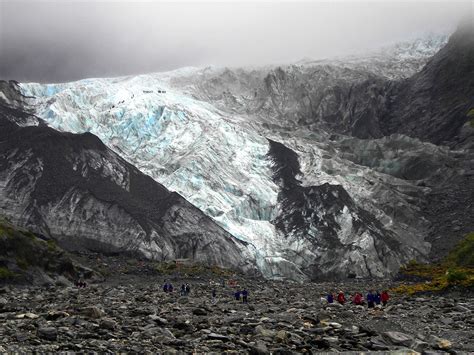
[21,75,293,278]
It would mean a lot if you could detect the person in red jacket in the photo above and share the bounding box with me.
[353,292,363,305]
[381,290,390,306]
[337,291,346,305]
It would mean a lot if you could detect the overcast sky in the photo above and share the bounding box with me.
[0,1,471,83]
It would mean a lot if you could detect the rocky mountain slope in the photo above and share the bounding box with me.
[16,24,474,280]
[0,82,255,273]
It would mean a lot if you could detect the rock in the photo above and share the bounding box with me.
[440,317,453,325]
[255,325,275,337]
[275,330,289,343]
[16,312,39,319]
[46,310,70,320]
[411,339,429,352]
[192,308,207,316]
[207,333,230,341]
[328,322,342,329]
[0,297,7,305]
[16,333,29,342]
[149,314,168,325]
[38,326,58,340]
[100,318,117,330]
[322,336,339,344]
[249,340,269,354]
[434,338,452,350]
[81,306,104,319]
[383,331,414,347]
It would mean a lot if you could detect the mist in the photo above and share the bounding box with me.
[0,1,471,83]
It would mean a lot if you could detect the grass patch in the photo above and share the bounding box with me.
[392,232,474,295]
[0,266,17,280]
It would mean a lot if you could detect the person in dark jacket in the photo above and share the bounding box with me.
[185,283,191,295]
[234,290,241,301]
[242,289,248,303]
[375,291,381,305]
[327,293,334,304]
[367,290,375,308]
[163,281,173,293]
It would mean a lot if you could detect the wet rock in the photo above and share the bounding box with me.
[38,327,58,340]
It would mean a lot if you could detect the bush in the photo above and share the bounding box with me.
[0,267,17,280]
[447,268,468,283]
[445,233,474,267]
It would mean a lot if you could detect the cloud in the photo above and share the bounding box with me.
[0,1,470,82]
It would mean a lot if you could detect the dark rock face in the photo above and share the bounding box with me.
[267,140,412,279]
[257,22,474,147]
[0,86,255,273]
[330,22,474,147]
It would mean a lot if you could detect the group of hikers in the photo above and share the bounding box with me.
[161,279,249,304]
[326,290,390,308]
[74,275,389,310]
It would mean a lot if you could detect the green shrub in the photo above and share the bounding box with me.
[0,267,16,280]
[445,232,474,267]
[447,268,468,283]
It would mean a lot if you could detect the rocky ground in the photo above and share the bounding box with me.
[0,254,473,354]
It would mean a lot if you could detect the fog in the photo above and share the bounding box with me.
[0,1,471,83]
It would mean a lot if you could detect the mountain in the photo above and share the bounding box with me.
[16,26,474,280]
[0,81,255,274]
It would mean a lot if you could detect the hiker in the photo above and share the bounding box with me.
[375,291,381,305]
[234,290,241,301]
[352,292,363,305]
[180,284,186,296]
[381,290,390,306]
[163,281,173,293]
[242,289,248,303]
[337,291,346,305]
[367,290,375,308]
[327,293,334,304]
[185,283,191,296]
[75,274,87,288]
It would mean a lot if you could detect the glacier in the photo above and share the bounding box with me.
[19,34,449,280]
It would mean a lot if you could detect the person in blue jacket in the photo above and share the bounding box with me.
[367,290,375,308]
[327,293,334,304]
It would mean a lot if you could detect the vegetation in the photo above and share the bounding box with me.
[467,108,474,127]
[392,232,474,295]
[0,267,17,280]
[0,217,76,283]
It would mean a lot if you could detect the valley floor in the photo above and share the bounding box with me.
[0,254,473,353]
